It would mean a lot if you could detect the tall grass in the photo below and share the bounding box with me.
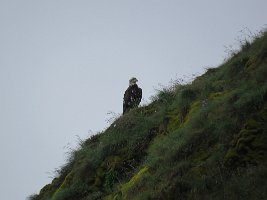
[32,29,267,200]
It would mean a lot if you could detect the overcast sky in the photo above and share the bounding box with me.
[0,1,266,199]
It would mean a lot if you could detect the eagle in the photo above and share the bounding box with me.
[123,77,142,114]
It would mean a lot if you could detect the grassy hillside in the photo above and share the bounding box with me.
[30,31,267,200]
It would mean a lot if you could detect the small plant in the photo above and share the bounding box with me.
[105,111,121,126]
[27,194,38,200]
[224,27,265,61]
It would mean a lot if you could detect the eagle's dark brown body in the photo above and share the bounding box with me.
[123,84,142,114]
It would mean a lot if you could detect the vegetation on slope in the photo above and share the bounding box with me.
[30,31,267,200]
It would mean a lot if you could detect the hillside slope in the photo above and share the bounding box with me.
[31,32,267,200]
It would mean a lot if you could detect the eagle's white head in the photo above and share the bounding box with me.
[129,77,138,86]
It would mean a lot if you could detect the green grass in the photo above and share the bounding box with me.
[30,31,267,200]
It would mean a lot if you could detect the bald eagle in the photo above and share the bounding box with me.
[123,77,142,114]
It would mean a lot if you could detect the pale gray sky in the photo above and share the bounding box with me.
[0,0,266,199]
